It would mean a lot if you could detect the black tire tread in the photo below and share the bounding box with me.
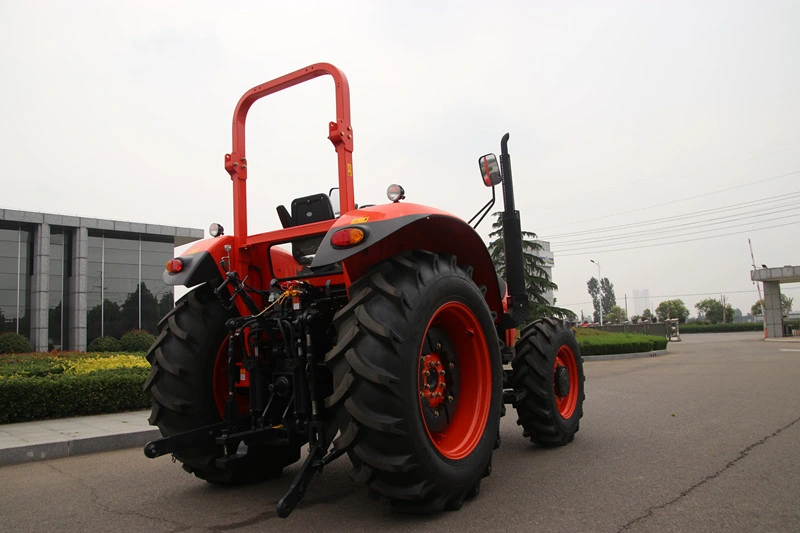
[144,284,299,484]
[325,250,501,511]
[510,317,585,447]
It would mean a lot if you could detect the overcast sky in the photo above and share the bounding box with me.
[2,1,798,319]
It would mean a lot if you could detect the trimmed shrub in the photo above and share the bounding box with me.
[0,352,150,423]
[88,336,123,352]
[0,332,33,354]
[0,369,150,424]
[576,332,668,356]
[120,329,156,352]
[680,322,764,334]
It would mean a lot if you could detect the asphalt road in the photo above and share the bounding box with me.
[2,332,798,532]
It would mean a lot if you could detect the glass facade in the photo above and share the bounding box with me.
[48,228,72,350]
[87,232,174,344]
[0,223,33,337]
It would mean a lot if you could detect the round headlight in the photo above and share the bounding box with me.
[387,184,405,203]
[209,223,224,237]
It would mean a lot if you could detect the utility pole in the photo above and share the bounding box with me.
[590,259,603,326]
[721,294,728,323]
[748,238,765,319]
[624,293,628,322]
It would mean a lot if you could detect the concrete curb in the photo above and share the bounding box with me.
[583,349,669,361]
[0,428,160,467]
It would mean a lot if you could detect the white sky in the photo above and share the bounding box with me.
[1,1,798,319]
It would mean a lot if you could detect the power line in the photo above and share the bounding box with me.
[543,190,800,240]
[538,169,800,232]
[553,212,800,253]
[555,219,800,256]
[551,204,800,248]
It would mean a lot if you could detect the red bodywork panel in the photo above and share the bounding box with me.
[315,202,504,322]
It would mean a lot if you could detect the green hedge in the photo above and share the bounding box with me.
[681,322,764,333]
[0,332,34,354]
[0,369,150,424]
[0,352,150,424]
[88,336,123,352]
[576,332,668,356]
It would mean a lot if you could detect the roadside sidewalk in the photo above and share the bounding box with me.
[0,410,158,467]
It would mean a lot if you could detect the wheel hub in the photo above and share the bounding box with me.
[554,365,571,397]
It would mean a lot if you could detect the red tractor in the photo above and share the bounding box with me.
[143,63,585,517]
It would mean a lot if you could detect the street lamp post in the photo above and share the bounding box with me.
[590,259,603,326]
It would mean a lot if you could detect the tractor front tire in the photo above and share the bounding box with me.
[325,251,502,512]
[511,317,585,447]
[144,284,300,484]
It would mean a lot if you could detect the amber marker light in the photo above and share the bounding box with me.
[165,258,184,273]
[331,227,366,247]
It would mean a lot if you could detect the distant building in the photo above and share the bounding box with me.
[1,209,202,351]
[632,289,651,316]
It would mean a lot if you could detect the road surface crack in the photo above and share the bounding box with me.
[45,463,194,532]
[618,415,800,532]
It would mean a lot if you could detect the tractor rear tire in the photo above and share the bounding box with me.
[144,284,300,484]
[325,251,502,512]
[511,317,585,447]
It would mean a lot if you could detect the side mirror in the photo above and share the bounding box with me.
[478,154,502,187]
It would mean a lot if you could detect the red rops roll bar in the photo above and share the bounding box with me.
[224,63,354,240]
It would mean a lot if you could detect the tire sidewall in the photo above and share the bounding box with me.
[549,327,583,434]
[400,270,502,489]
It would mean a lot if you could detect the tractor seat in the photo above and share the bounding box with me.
[277,193,336,263]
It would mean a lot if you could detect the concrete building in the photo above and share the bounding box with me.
[1,209,202,351]
[751,265,800,338]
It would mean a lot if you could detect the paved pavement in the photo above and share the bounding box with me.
[1,333,797,468]
[0,410,158,467]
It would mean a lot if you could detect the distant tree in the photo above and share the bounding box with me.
[695,297,734,324]
[641,308,655,322]
[587,277,601,323]
[752,295,794,317]
[600,278,616,317]
[631,314,642,324]
[587,276,616,323]
[87,299,122,344]
[605,305,627,324]
[655,299,690,323]
[157,292,174,321]
[488,212,575,322]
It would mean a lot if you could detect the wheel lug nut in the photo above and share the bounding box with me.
[436,342,442,350]
[440,383,446,389]
[449,362,455,369]
[424,384,430,390]
[419,391,424,398]
[424,370,430,377]
[434,410,440,417]
[439,369,445,375]
[448,395,454,402]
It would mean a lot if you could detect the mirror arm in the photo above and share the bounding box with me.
[469,186,496,228]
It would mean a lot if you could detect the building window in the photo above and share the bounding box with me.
[48,227,72,350]
[0,224,33,337]
[87,232,174,344]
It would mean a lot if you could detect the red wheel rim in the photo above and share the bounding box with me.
[418,302,491,460]
[554,345,579,418]
[213,337,248,418]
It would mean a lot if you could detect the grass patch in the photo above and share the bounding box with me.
[0,352,151,424]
